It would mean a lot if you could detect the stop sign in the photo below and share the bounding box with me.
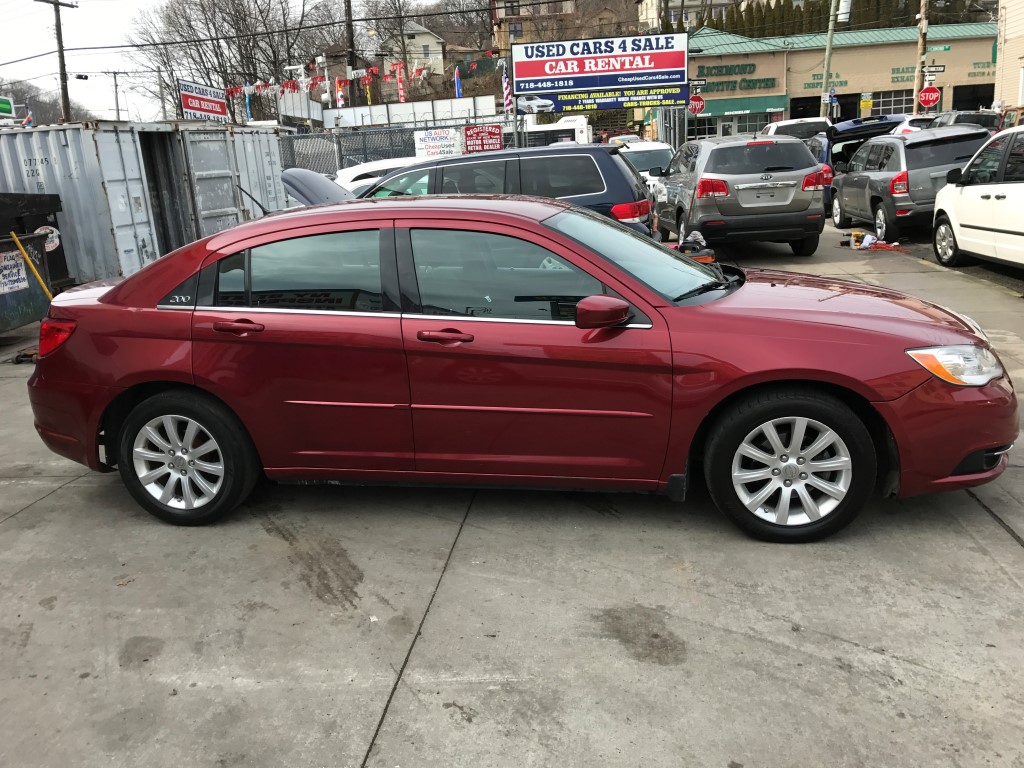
[919,86,941,109]
[687,95,705,116]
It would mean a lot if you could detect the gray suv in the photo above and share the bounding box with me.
[830,125,990,241]
[653,135,826,256]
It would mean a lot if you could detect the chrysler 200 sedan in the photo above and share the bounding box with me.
[28,197,1017,542]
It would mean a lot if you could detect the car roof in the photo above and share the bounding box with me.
[902,124,992,144]
[771,117,831,125]
[617,141,673,151]
[207,195,573,250]
[337,157,418,178]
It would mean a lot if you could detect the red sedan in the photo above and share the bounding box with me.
[28,197,1017,541]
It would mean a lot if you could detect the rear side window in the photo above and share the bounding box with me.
[955,113,999,128]
[906,134,988,170]
[520,155,604,197]
[705,142,816,174]
[441,161,507,194]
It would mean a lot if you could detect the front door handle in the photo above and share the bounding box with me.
[995,194,1007,200]
[980,194,992,200]
[213,319,265,335]
[417,329,474,345]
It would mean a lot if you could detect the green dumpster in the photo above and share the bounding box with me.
[0,233,51,335]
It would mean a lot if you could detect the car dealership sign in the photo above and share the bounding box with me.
[512,34,688,95]
[178,80,229,123]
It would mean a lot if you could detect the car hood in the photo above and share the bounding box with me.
[708,268,979,344]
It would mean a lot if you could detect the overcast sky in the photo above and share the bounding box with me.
[1,0,165,120]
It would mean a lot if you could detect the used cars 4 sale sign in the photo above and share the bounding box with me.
[178,80,229,123]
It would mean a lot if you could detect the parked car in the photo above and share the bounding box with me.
[28,197,1017,541]
[653,135,827,255]
[360,144,655,236]
[759,117,832,140]
[615,140,675,184]
[607,134,642,145]
[890,116,935,135]
[335,157,419,193]
[807,115,912,206]
[933,125,1024,268]
[928,110,1001,134]
[517,95,555,113]
[830,125,990,241]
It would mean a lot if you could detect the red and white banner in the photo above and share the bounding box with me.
[178,80,228,122]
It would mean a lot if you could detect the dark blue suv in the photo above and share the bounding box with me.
[359,144,656,236]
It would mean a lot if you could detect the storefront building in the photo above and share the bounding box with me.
[995,0,1023,106]
[684,22,997,138]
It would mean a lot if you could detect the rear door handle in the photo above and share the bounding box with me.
[212,319,265,335]
[417,329,474,344]
[980,194,992,200]
[995,194,1007,200]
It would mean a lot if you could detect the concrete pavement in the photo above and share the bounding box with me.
[1,223,1022,768]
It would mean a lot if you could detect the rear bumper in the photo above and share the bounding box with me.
[876,375,1018,497]
[886,197,933,225]
[27,370,114,472]
[693,209,826,243]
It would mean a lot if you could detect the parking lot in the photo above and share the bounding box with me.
[2,223,1023,768]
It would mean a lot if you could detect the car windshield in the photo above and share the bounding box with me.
[706,141,816,173]
[906,134,988,169]
[773,122,829,139]
[954,113,999,128]
[622,148,674,173]
[543,208,720,302]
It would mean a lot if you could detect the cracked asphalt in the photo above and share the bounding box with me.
[1,222,1022,768]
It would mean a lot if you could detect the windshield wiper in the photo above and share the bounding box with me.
[673,279,730,302]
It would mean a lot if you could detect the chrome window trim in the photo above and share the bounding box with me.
[196,306,402,318]
[413,313,652,329]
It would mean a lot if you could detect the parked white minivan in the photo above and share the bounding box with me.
[932,125,1024,268]
[760,116,832,140]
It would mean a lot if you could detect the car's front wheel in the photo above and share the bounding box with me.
[117,390,259,525]
[703,389,876,542]
[933,215,972,267]
[789,236,819,256]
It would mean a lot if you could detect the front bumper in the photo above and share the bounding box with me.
[876,374,1019,497]
[692,209,826,243]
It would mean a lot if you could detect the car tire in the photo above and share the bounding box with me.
[873,203,898,243]
[933,215,973,267]
[831,193,852,229]
[703,388,876,543]
[677,211,688,240]
[789,236,819,257]
[117,390,260,526]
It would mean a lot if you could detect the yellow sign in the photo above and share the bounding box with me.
[860,99,873,110]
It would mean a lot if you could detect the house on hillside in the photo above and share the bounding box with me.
[490,0,639,49]
[378,21,447,79]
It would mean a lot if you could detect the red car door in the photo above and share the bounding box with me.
[191,223,415,475]
[396,219,674,485]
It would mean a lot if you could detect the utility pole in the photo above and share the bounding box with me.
[158,68,168,120]
[102,71,130,120]
[343,0,357,108]
[912,0,929,115]
[34,0,78,122]
[819,0,840,118]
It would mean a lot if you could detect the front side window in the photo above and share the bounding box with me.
[211,231,385,313]
[1001,133,1024,183]
[962,135,1007,184]
[371,168,431,197]
[411,229,603,321]
[520,155,604,197]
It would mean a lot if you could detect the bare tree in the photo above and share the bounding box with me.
[416,0,493,50]
[0,78,96,125]
[130,0,344,121]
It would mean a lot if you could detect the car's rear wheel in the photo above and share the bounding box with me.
[933,215,972,267]
[117,390,259,526]
[873,203,898,242]
[703,389,876,542]
[831,194,852,228]
[789,236,819,256]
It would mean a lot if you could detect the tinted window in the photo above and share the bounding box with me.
[907,134,989,170]
[544,208,717,302]
[441,161,506,194]
[848,145,870,172]
[1002,134,1024,183]
[371,168,430,197]
[159,273,199,308]
[411,229,603,321]
[771,121,830,139]
[705,142,816,174]
[216,252,247,307]
[877,144,899,171]
[621,148,673,173]
[246,230,384,312]
[520,155,604,197]
[954,113,999,128]
[864,144,884,171]
[963,135,1008,184]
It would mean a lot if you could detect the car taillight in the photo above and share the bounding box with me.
[802,170,825,191]
[890,171,909,195]
[610,198,651,223]
[746,140,773,146]
[821,164,833,186]
[696,178,729,198]
[38,318,77,357]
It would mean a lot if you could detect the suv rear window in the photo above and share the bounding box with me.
[521,155,604,197]
[772,121,829,139]
[906,135,988,169]
[705,142,817,174]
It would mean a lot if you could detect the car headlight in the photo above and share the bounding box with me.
[906,345,1003,386]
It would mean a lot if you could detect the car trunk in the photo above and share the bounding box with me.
[704,142,817,216]
[905,133,989,205]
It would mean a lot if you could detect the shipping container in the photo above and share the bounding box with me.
[0,121,287,283]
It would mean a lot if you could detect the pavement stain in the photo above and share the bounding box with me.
[1,622,34,651]
[594,605,686,665]
[38,596,57,611]
[258,511,363,609]
[442,700,478,723]
[118,636,165,668]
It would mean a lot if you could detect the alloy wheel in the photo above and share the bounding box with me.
[874,208,887,241]
[730,416,853,526]
[935,222,955,262]
[132,414,225,510]
[832,197,842,226]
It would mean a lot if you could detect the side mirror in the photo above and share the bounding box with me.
[834,161,848,174]
[648,166,664,177]
[947,167,963,185]
[575,295,632,329]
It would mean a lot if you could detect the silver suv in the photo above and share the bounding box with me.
[652,136,827,256]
